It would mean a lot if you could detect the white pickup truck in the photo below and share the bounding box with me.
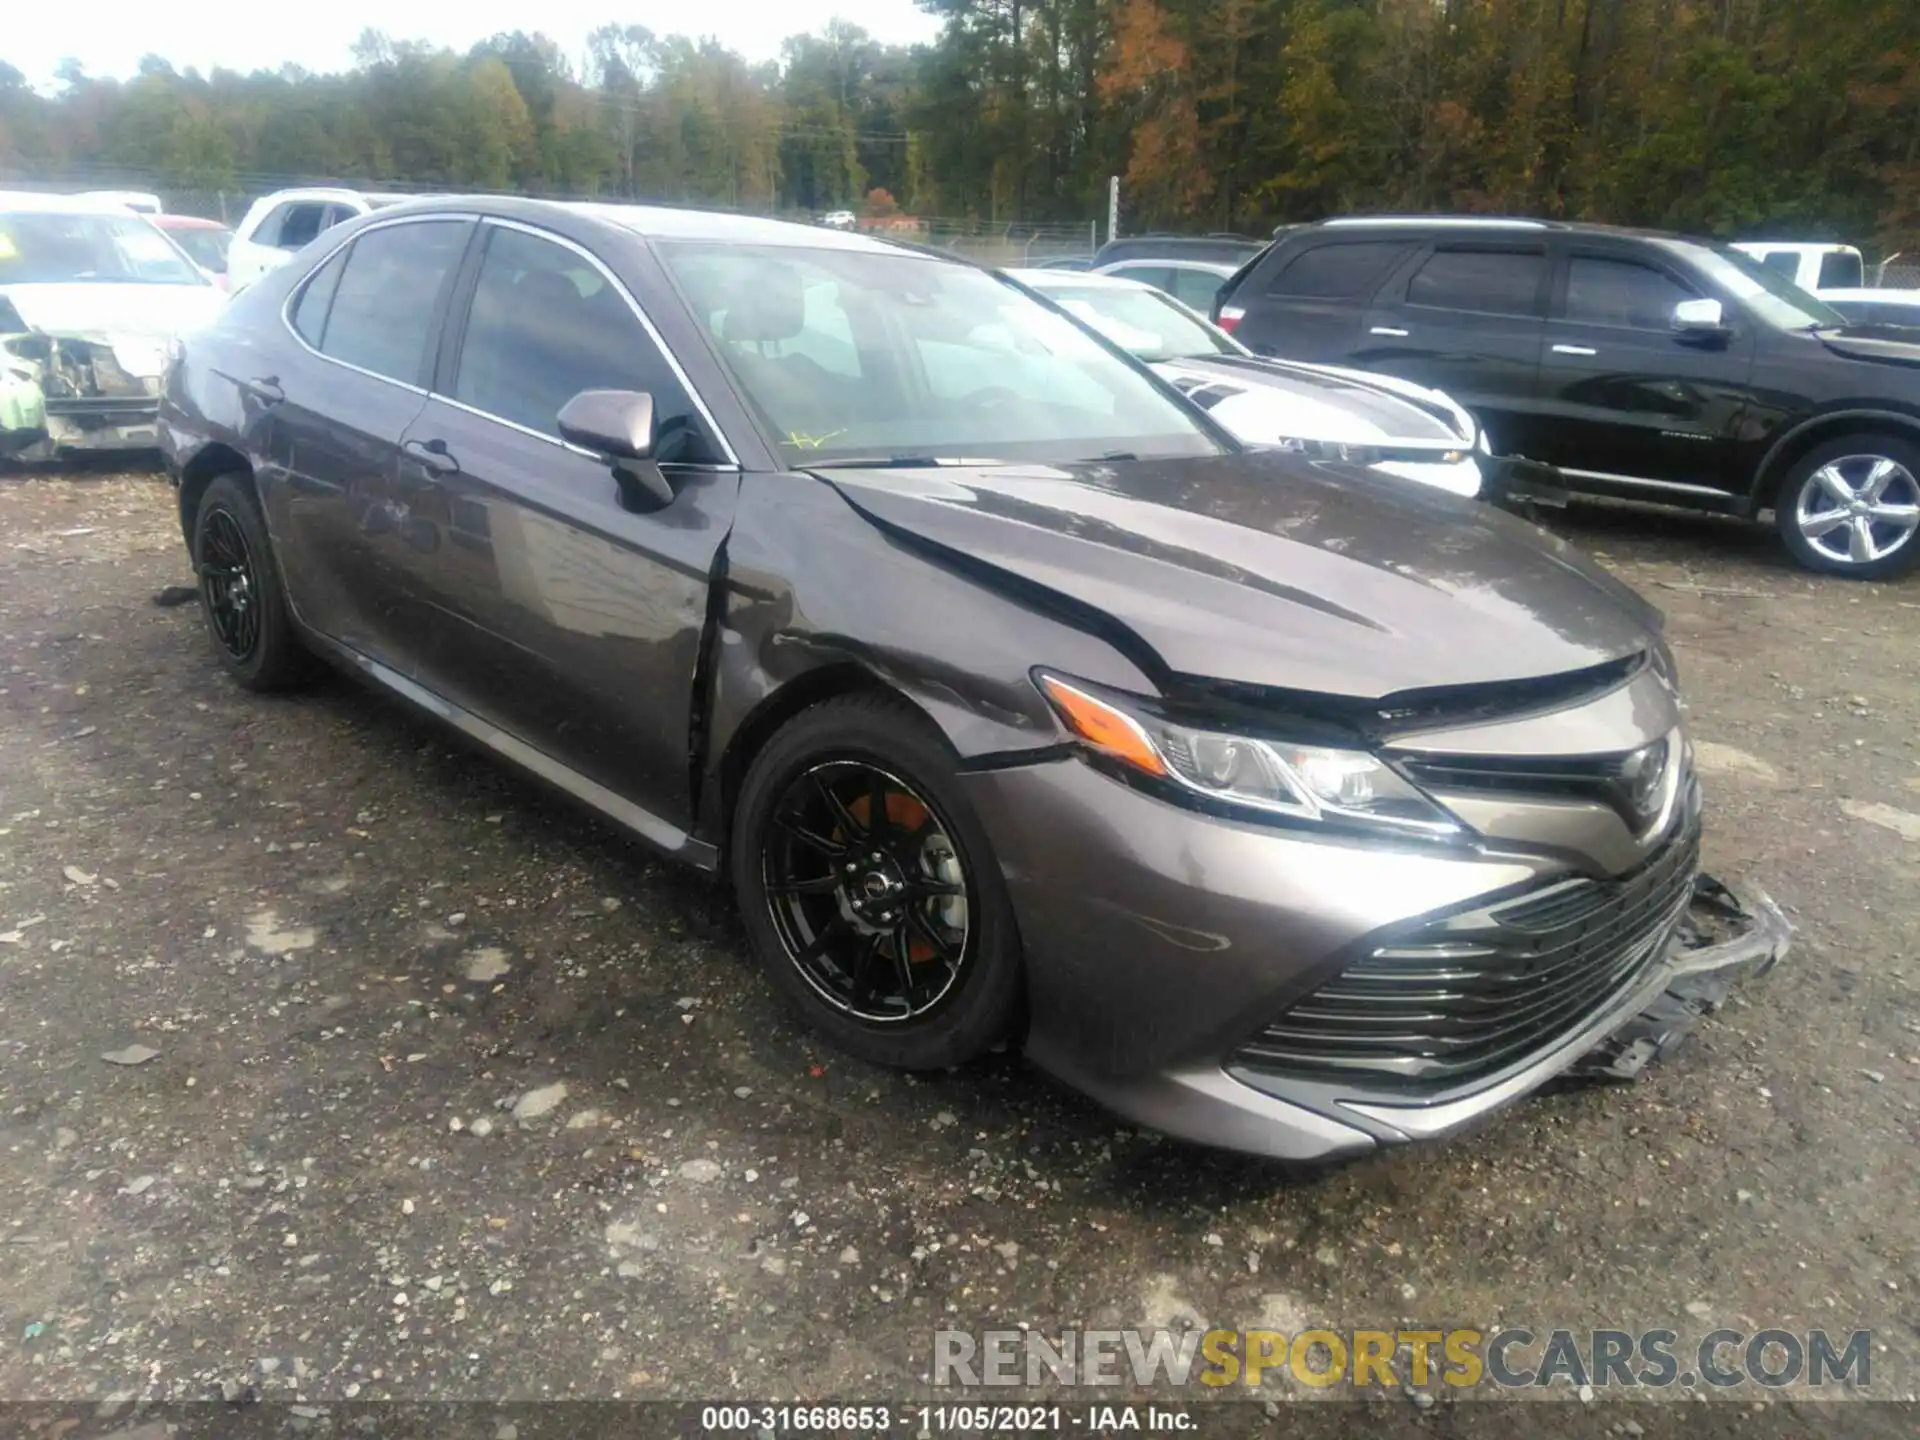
[1731,241,1865,293]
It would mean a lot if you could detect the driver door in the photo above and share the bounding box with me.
[393,220,740,829]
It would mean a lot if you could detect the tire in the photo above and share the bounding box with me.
[1774,434,1920,580]
[730,691,1023,1070]
[192,472,313,690]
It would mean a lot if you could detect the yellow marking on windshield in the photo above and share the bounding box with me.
[786,428,848,451]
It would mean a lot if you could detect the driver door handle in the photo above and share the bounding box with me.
[1370,326,1410,337]
[1552,343,1598,356]
[246,375,285,405]
[403,437,459,475]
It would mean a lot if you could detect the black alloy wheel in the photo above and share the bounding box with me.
[731,692,1023,1070]
[192,472,312,691]
[762,759,972,1023]
[198,506,261,663]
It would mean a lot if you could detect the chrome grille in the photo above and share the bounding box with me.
[1233,820,1700,1089]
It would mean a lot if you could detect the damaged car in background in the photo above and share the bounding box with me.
[1,192,225,461]
[161,198,1788,1160]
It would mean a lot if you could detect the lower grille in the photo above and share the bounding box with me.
[1233,820,1700,1090]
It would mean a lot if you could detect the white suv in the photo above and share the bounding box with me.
[226,187,413,291]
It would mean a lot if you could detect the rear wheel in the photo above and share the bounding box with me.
[731,693,1022,1070]
[1775,435,1920,579]
[193,472,312,690]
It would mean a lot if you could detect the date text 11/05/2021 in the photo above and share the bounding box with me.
[698,1406,1192,1433]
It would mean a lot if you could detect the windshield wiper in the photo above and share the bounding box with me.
[1083,451,1139,462]
[801,455,1001,469]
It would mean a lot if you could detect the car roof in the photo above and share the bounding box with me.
[1099,258,1236,275]
[373,194,914,255]
[1734,241,1862,255]
[1004,267,1155,290]
[1820,288,1920,303]
[254,186,415,206]
[151,214,228,230]
[1310,215,1714,244]
[0,190,154,215]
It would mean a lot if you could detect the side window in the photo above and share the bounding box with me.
[1169,268,1223,312]
[290,248,347,347]
[1406,248,1547,317]
[275,203,331,252]
[1757,252,1799,277]
[1818,251,1863,289]
[1267,241,1412,300]
[1564,256,1698,330]
[452,225,712,459]
[319,220,468,385]
[250,203,290,248]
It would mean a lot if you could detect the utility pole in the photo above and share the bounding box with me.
[1107,175,1120,245]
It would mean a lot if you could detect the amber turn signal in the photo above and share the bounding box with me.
[1037,674,1169,778]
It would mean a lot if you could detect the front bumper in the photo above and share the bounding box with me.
[961,757,1789,1161]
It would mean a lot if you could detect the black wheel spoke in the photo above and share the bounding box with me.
[766,872,842,896]
[812,771,867,842]
[773,810,848,859]
[849,933,884,1006]
[794,914,852,966]
[889,924,917,1009]
[897,880,962,902]
[906,905,959,968]
[866,769,892,844]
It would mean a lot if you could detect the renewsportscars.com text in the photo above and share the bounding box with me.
[933,1326,1873,1392]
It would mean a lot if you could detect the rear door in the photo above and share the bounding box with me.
[1228,237,1422,365]
[1356,240,1551,457]
[1531,243,1756,492]
[391,219,741,826]
[264,216,473,674]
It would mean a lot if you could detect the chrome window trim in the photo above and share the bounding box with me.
[426,389,738,472]
[277,211,482,398]
[450,217,741,468]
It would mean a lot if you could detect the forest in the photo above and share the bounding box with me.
[2,0,1917,248]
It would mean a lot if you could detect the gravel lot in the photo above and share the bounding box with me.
[0,469,1913,1428]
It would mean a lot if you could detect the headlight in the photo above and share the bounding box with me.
[1036,673,1462,837]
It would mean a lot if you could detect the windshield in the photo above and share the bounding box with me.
[1035,282,1240,362]
[1675,242,1846,329]
[0,211,206,286]
[660,243,1225,466]
[166,226,232,273]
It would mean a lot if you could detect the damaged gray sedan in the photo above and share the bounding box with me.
[159,197,1787,1160]
[2,193,225,460]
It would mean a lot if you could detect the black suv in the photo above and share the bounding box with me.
[1215,217,1920,578]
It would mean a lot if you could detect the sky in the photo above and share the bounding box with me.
[6,0,946,90]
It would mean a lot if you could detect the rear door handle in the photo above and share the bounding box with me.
[246,375,284,405]
[1552,344,1598,356]
[1370,326,1409,338]
[402,437,459,475]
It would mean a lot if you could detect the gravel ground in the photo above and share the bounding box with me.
[0,469,1913,1430]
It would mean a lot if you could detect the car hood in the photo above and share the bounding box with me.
[816,452,1660,701]
[1154,356,1470,445]
[0,282,226,342]
[1813,326,1920,367]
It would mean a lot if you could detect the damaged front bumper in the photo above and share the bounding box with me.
[1567,872,1792,1080]
[1,333,164,460]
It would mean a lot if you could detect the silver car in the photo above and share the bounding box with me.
[1011,267,1489,497]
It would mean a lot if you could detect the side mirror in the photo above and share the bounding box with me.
[1671,298,1730,342]
[557,389,673,507]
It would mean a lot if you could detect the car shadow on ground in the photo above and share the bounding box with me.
[1540,497,1796,577]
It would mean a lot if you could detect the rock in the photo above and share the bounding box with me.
[120,1175,155,1195]
[1861,1069,1886,1083]
[54,1127,77,1151]
[1691,742,1780,784]
[488,1278,512,1296]
[1313,1245,1339,1267]
[401,1198,415,1215]
[425,1276,443,1292]
[63,865,98,886]
[760,1256,788,1277]
[838,1246,860,1266]
[1399,1283,1417,1301]
[468,1117,495,1138]
[1578,1383,1594,1403]
[566,1110,604,1130]
[101,1045,159,1066]
[616,1260,643,1279]
[792,1211,812,1229]
[606,1220,660,1254]
[1684,1300,1712,1318]
[678,1158,723,1184]
[512,1082,568,1120]
[462,948,511,983]
[993,1241,1020,1262]
[733,1086,754,1099]
[1262,1400,1281,1419]
[447,912,468,926]
[496,1423,518,1440]
[1840,799,1920,841]
[1203,1233,1223,1247]
[1622,1421,1645,1438]
[448,1117,465,1132]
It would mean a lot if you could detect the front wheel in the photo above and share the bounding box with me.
[1775,436,1920,579]
[730,692,1023,1070]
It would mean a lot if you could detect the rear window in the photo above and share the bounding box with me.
[1267,241,1413,300]
[1406,248,1547,317]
